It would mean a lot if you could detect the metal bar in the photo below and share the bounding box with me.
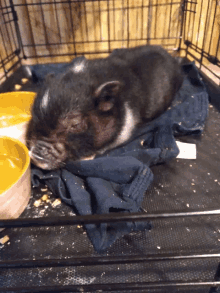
[0,29,9,76]
[147,0,152,44]
[0,1,13,63]
[195,0,203,50]
[10,1,183,8]
[98,0,102,40]
[180,0,186,53]
[107,0,110,52]
[1,280,220,293]
[0,54,20,79]
[188,0,193,44]
[4,0,15,53]
[53,0,61,44]
[39,0,49,47]
[8,0,22,56]
[168,0,173,38]
[208,0,217,56]
[68,0,77,56]
[0,53,7,78]
[13,47,182,60]
[92,1,96,45]
[185,42,220,68]
[141,0,144,39]
[190,1,196,44]
[200,0,211,69]
[83,0,89,42]
[127,0,129,48]
[23,0,37,59]
[1,50,20,67]
[215,34,220,59]
[1,253,220,269]
[1,209,220,229]
[21,36,181,48]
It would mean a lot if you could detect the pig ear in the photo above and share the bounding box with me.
[59,112,88,134]
[94,81,122,112]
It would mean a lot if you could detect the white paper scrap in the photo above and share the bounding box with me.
[176,141,197,159]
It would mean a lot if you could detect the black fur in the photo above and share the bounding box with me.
[26,45,184,170]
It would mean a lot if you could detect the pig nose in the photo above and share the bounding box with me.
[29,145,45,161]
[29,141,51,158]
[29,150,44,161]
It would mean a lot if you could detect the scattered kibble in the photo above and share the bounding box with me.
[52,199,61,207]
[41,188,48,192]
[0,235,10,245]
[21,78,29,84]
[41,194,48,201]
[34,199,42,207]
[14,84,22,90]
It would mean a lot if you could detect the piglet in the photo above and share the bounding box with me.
[26,45,184,170]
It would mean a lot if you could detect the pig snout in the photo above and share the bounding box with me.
[29,140,67,170]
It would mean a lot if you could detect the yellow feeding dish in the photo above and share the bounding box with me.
[0,92,35,221]
[0,91,36,144]
[0,136,31,220]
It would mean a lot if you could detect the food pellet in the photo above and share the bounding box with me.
[52,199,61,207]
[0,235,10,245]
[21,78,29,84]
[14,84,22,90]
[34,199,42,207]
[41,188,48,192]
[41,194,48,201]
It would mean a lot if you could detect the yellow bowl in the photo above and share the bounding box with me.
[0,136,31,220]
[0,91,36,145]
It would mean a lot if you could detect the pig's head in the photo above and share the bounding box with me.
[26,59,124,170]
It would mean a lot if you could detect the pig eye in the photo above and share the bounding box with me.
[70,122,80,130]
[68,119,87,133]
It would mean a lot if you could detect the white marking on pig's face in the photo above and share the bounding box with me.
[41,89,50,110]
[72,60,86,73]
[29,145,50,169]
[98,102,139,155]
[114,102,137,146]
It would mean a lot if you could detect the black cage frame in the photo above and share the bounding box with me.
[0,0,220,292]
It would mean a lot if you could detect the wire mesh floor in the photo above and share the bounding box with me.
[0,65,220,293]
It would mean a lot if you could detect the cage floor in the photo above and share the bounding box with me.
[0,66,220,293]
